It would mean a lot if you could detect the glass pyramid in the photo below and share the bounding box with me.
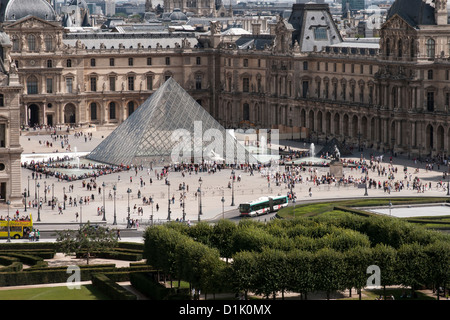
[86,77,259,166]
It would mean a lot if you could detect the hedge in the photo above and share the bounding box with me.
[91,273,137,300]
[0,256,23,272]
[0,242,56,251]
[0,250,56,259]
[0,266,117,287]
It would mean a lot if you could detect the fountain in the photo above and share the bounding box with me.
[290,142,332,166]
[74,147,80,168]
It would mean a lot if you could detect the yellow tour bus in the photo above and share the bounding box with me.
[0,214,33,239]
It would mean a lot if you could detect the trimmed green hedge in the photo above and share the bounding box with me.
[91,273,137,300]
[0,266,117,287]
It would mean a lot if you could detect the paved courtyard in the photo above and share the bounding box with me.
[10,126,450,229]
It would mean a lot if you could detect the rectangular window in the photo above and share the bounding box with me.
[110,58,115,67]
[446,92,450,106]
[196,57,201,65]
[360,64,364,74]
[46,78,53,93]
[47,60,52,68]
[109,76,115,91]
[314,27,328,40]
[165,57,170,65]
[243,78,249,92]
[427,92,434,111]
[128,76,134,91]
[147,76,153,90]
[128,58,133,66]
[90,77,97,92]
[90,59,96,67]
[0,124,5,148]
[243,59,248,67]
[66,78,73,93]
[147,57,152,66]
[196,75,202,90]
[109,103,116,120]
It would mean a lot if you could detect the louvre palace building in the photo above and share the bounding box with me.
[1,0,450,171]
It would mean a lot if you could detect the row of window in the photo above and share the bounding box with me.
[88,101,136,121]
[11,34,54,52]
[88,56,203,67]
[27,75,194,94]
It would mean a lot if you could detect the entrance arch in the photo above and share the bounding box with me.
[64,104,76,124]
[28,104,39,127]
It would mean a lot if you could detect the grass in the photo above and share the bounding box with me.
[277,198,450,229]
[0,284,110,300]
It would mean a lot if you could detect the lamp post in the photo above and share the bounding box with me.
[36,182,41,222]
[63,187,66,210]
[52,183,54,210]
[364,173,369,196]
[102,182,106,221]
[44,181,47,203]
[447,165,450,196]
[79,198,83,228]
[113,185,117,225]
[34,178,37,203]
[198,177,202,222]
[231,169,235,206]
[23,189,27,212]
[127,188,132,228]
[150,197,154,226]
[27,176,30,197]
[6,200,11,242]
[167,181,171,221]
[181,185,186,222]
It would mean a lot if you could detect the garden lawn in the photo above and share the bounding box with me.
[0,284,110,300]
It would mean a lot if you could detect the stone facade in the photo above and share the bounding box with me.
[4,0,450,165]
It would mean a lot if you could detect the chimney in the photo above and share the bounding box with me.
[435,0,448,25]
[252,23,261,36]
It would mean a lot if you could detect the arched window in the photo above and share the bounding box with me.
[385,38,390,57]
[243,103,250,121]
[128,101,135,116]
[90,102,97,120]
[44,35,53,51]
[27,34,36,51]
[426,38,435,58]
[11,36,19,51]
[109,102,116,120]
[27,76,38,94]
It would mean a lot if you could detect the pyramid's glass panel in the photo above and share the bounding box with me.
[86,78,259,166]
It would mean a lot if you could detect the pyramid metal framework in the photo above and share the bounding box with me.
[86,78,259,166]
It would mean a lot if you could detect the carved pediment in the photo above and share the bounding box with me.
[381,14,416,31]
[4,16,62,31]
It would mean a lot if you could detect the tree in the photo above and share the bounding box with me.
[343,246,373,299]
[287,249,315,299]
[312,247,346,300]
[396,242,428,298]
[253,248,288,299]
[424,241,450,300]
[210,219,237,263]
[56,222,117,265]
[371,243,397,299]
[231,251,258,299]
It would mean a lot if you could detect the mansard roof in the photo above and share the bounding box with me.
[387,0,435,28]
